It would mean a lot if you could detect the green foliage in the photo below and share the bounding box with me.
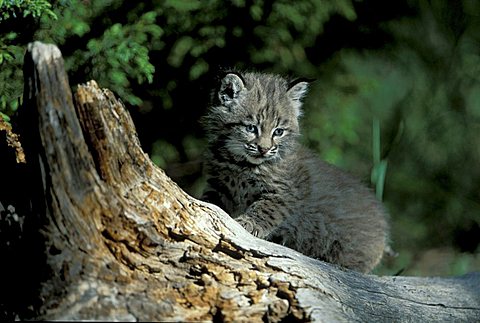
[0,0,56,21]
[251,0,356,72]
[371,118,388,201]
[34,1,161,105]
[71,13,161,105]
[0,0,58,117]
[1,0,358,115]
[0,35,23,117]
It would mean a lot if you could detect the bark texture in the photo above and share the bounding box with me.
[6,41,480,321]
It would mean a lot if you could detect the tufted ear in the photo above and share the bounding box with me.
[218,72,246,106]
[287,78,313,117]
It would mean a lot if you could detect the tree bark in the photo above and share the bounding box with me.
[3,41,479,321]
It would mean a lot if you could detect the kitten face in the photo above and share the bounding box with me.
[205,72,309,165]
[228,119,288,165]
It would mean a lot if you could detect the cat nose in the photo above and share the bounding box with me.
[257,145,269,155]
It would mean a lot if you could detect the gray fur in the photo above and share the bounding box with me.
[202,71,389,273]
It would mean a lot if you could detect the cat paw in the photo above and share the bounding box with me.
[235,216,267,238]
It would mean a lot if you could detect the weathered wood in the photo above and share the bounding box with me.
[10,41,480,321]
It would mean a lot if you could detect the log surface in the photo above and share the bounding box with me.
[12,41,480,321]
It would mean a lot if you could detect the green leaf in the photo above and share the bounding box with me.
[164,0,201,12]
[0,111,11,123]
[168,36,193,67]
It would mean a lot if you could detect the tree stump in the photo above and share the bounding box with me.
[1,41,479,321]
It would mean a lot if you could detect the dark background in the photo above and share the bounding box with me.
[1,0,479,276]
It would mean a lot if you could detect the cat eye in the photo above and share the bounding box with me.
[246,124,257,133]
[273,128,284,137]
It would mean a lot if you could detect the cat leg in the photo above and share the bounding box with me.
[235,197,288,238]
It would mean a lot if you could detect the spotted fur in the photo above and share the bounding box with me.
[201,71,389,273]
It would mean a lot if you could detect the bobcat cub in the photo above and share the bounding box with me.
[202,71,388,273]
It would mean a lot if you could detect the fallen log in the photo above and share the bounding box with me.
[1,41,479,321]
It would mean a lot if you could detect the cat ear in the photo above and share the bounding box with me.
[218,72,246,106]
[287,78,313,117]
